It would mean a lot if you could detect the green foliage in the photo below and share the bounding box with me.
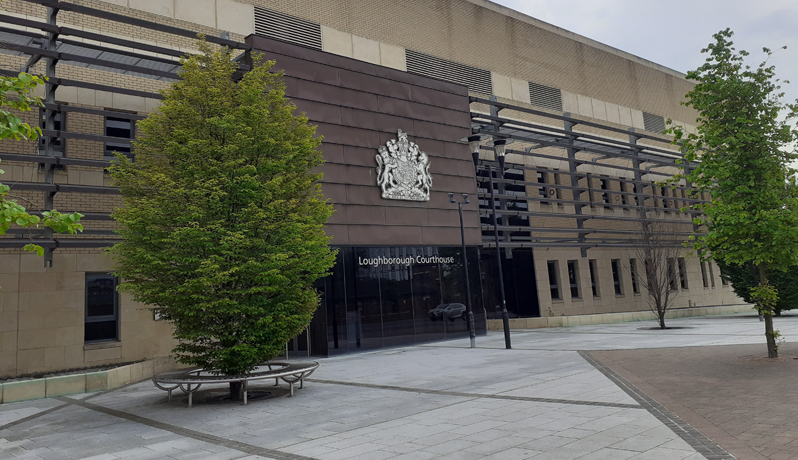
[0,71,84,260]
[716,261,798,315]
[668,29,798,357]
[668,29,798,271]
[749,282,778,316]
[110,41,336,376]
[0,72,45,141]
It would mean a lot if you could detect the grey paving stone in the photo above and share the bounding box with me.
[7,315,781,460]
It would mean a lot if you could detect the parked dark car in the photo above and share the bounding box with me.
[428,303,467,321]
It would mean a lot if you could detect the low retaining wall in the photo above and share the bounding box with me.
[0,357,181,404]
[487,304,754,331]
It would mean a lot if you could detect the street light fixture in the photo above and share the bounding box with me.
[449,192,476,348]
[468,136,512,350]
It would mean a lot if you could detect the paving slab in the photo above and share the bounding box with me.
[3,313,795,460]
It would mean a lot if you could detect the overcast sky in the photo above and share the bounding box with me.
[494,0,798,111]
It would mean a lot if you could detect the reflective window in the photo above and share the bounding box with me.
[105,116,135,161]
[547,261,560,300]
[567,260,579,299]
[85,273,118,342]
[611,259,623,295]
[589,259,600,297]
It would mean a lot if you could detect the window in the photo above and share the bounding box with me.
[85,273,119,342]
[589,259,600,297]
[629,258,640,294]
[600,178,611,210]
[632,183,639,206]
[620,179,628,206]
[537,171,549,205]
[567,260,580,299]
[39,108,65,169]
[667,258,678,290]
[553,171,563,206]
[547,261,561,300]
[700,261,709,288]
[708,262,716,288]
[611,259,623,295]
[104,116,135,162]
[678,257,688,289]
[661,187,669,208]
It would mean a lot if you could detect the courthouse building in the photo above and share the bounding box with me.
[0,0,745,377]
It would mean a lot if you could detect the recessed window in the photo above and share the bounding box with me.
[567,260,580,299]
[547,261,561,300]
[589,259,600,297]
[700,261,709,288]
[708,262,716,288]
[667,258,678,290]
[611,259,623,295]
[39,108,65,169]
[678,257,688,290]
[629,258,640,294]
[85,273,119,343]
[600,178,611,210]
[538,171,549,205]
[104,115,135,162]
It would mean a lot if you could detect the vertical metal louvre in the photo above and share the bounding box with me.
[528,82,562,112]
[405,50,492,95]
[643,112,666,134]
[254,7,322,50]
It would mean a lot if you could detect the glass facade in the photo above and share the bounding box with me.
[303,245,539,356]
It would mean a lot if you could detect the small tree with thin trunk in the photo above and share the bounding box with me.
[110,41,336,398]
[668,29,798,358]
[628,206,682,329]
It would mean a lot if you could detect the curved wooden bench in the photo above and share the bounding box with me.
[152,361,319,407]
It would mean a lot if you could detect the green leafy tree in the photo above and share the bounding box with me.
[1,72,83,259]
[715,261,798,316]
[669,29,798,358]
[110,41,336,398]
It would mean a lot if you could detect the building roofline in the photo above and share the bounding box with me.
[464,0,688,81]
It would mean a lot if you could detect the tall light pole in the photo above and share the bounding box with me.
[469,136,512,349]
[449,193,476,348]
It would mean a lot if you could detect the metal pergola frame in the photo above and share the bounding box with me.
[0,0,251,263]
[469,96,703,254]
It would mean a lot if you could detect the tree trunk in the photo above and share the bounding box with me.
[764,314,778,358]
[759,264,778,358]
[229,381,243,401]
[658,310,666,329]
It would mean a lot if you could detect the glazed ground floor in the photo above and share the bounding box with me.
[0,245,743,377]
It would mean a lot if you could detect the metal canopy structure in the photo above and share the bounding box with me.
[469,96,704,253]
[0,0,251,263]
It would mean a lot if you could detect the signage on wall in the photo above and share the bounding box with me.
[376,129,432,201]
[359,255,455,267]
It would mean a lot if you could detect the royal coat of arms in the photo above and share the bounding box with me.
[376,129,432,201]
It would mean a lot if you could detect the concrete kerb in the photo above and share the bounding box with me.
[0,357,179,404]
[487,303,753,330]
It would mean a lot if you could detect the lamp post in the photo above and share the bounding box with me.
[449,192,476,348]
[468,136,512,349]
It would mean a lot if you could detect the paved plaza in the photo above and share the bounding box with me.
[2,312,798,460]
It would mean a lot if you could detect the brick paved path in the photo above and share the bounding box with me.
[592,342,798,460]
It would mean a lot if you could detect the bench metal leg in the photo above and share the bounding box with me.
[300,377,304,389]
[243,380,248,405]
[188,390,193,408]
[289,381,294,397]
[167,388,172,402]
